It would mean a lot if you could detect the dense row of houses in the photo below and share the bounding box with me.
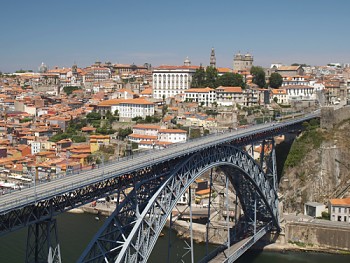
[1,54,350,198]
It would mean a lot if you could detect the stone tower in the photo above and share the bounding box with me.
[233,51,253,71]
[210,47,216,68]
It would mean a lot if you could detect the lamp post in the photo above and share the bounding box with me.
[30,169,37,202]
[66,150,70,176]
[102,154,104,176]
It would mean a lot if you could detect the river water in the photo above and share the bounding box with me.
[0,212,349,262]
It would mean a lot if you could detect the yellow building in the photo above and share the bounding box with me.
[70,153,90,166]
[89,135,110,153]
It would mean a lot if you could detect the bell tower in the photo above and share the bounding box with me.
[210,47,216,68]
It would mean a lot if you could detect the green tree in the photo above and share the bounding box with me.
[105,110,116,124]
[86,112,101,121]
[250,66,266,88]
[72,135,87,143]
[291,63,309,67]
[217,73,245,88]
[132,116,143,122]
[118,127,132,139]
[191,66,206,87]
[15,69,32,73]
[269,73,283,88]
[63,86,81,95]
[205,66,218,88]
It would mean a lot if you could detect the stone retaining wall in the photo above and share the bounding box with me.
[285,222,350,251]
[321,106,350,130]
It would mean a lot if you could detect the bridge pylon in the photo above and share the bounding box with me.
[25,218,61,263]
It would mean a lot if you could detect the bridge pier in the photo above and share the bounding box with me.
[25,218,61,263]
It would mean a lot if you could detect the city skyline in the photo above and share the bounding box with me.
[1,0,349,72]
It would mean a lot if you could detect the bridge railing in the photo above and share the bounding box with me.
[0,112,320,214]
[222,221,273,263]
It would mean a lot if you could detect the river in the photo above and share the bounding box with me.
[0,212,349,262]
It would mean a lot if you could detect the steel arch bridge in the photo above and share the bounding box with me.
[79,144,279,263]
[0,112,320,263]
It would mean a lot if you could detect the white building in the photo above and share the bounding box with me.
[282,75,309,87]
[132,124,161,136]
[128,134,158,144]
[98,98,155,121]
[304,202,326,218]
[152,65,198,99]
[157,129,187,143]
[329,198,350,223]
[31,141,41,155]
[90,67,111,82]
[216,86,244,106]
[243,88,259,106]
[309,80,325,91]
[285,85,315,101]
[111,88,135,100]
[271,89,288,104]
[184,87,216,106]
[128,125,187,149]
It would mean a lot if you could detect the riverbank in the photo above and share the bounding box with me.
[75,202,350,255]
[253,240,350,255]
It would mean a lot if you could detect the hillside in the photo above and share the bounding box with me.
[279,118,350,213]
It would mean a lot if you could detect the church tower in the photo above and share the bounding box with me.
[210,48,216,68]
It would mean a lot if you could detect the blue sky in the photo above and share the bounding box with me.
[0,0,349,72]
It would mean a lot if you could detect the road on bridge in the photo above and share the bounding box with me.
[0,112,319,216]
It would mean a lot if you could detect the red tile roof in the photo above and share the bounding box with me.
[330,197,350,206]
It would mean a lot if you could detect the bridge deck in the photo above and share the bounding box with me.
[209,237,251,263]
[0,112,319,216]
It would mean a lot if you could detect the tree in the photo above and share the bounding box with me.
[291,63,309,67]
[162,105,168,117]
[191,66,206,88]
[63,86,81,95]
[86,112,101,121]
[205,66,218,88]
[250,66,266,88]
[72,135,87,143]
[15,69,32,73]
[191,66,218,88]
[217,73,245,88]
[105,110,116,124]
[269,73,283,88]
[118,127,132,139]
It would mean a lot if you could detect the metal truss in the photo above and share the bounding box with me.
[0,117,304,237]
[0,161,178,236]
[0,115,317,263]
[79,144,279,263]
[25,218,61,263]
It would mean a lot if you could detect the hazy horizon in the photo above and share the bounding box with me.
[1,0,349,72]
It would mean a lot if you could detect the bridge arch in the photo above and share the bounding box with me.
[80,145,279,263]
